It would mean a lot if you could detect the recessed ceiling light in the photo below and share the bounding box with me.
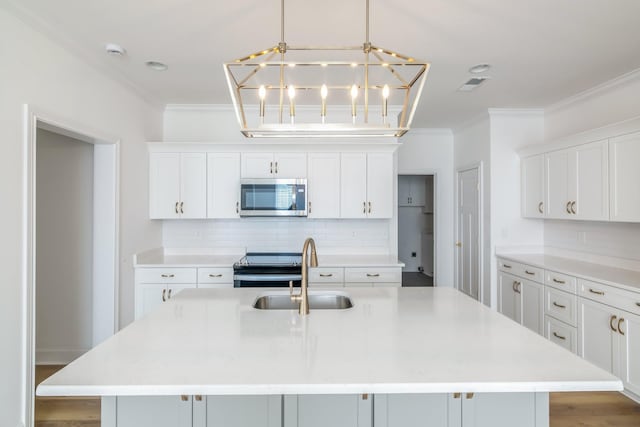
[145,60,168,71]
[105,43,126,56]
[469,64,491,74]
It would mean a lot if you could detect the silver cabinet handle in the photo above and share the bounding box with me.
[538,202,543,214]
[175,202,179,214]
[236,201,239,214]
[368,201,372,214]
[525,270,535,275]
[308,201,312,214]
[553,301,566,309]
[209,274,223,278]
[366,273,380,277]
[610,315,618,332]
[161,274,175,278]
[618,318,625,336]
[162,289,166,302]
[552,278,566,284]
[363,202,367,214]
[571,201,577,214]
[566,201,571,214]
[179,202,184,214]
[503,264,512,269]
[319,273,333,277]
[167,288,172,299]
[514,281,521,294]
[589,288,605,296]
[270,161,273,174]
[512,281,518,292]
[553,332,566,340]
[275,161,278,174]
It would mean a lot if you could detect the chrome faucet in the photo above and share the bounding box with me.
[290,237,318,315]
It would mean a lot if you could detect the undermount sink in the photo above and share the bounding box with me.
[253,292,353,310]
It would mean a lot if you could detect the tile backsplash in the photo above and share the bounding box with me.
[163,219,391,254]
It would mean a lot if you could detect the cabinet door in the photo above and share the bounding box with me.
[116,396,192,427]
[307,153,340,218]
[409,176,426,207]
[149,153,181,219]
[619,311,640,396]
[275,152,307,178]
[521,155,545,218]
[398,175,411,206]
[570,140,608,221]
[545,150,570,219]
[340,153,368,218]
[578,297,616,374]
[241,153,274,178]
[373,393,454,427]
[204,395,281,427]
[610,131,640,222]
[498,272,520,324]
[208,153,241,218]
[366,153,393,219]
[521,280,544,335]
[461,393,540,427]
[285,395,370,427]
[180,153,207,218]
[135,284,167,320]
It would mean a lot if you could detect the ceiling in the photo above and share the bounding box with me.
[5,0,640,128]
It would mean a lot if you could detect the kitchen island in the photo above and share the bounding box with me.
[37,287,621,427]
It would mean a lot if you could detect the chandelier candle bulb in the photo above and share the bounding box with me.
[351,84,358,123]
[382,84,390,123]
[320,84,328,123]
[288,85,296,124]
[258,85,266,122]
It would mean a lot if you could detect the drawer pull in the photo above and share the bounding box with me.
[209,274,223,278]
[618,318,625,336]
[366,273,380,277]
[636,302,640,307]
[167,289,172,299]
[538,202,544,214]
[552,278,566,284]
[181,395,189,402]
[453,393,461,399]
[553,332,566,340]
[161,274,175,278]
[525,270,535,275]
[466,393,474,399]
[552,301,566,309]
[589,288,605,296]
[610,315,618,333]
[162,289,166,302]
[195,395,203,402]
[319,273,334,277]
[503,264,512,269]
[566,201,572,214]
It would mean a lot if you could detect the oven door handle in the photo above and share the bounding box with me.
[233,274,302,282]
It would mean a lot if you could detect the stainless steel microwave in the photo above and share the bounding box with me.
[239,179,307,217]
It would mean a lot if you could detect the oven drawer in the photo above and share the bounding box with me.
[344,267,401,284]
[198,267,234,284]
[309,268,344,284]
[545,287,577,327]
[136,268,197,284]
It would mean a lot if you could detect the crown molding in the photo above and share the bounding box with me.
[488,108,544,117]
[545,67,640,114]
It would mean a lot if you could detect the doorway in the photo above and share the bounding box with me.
[455,165,482,301]
[398,175,434,287]
[23,106,119,427]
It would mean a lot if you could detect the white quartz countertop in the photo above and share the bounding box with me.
[37,288,620,397]
[496,253,640,293]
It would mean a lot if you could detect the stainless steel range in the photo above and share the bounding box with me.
[233,252,302,288]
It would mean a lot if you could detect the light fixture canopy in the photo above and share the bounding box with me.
[224,0,430,138]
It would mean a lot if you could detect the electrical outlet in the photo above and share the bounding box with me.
[411,252,417,257]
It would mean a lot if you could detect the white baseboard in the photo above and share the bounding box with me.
[36,348,88,365]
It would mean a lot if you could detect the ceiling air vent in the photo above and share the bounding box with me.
[458,77,489,92]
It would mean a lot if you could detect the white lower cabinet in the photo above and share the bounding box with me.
[113,396,193,427]
[284,394,371,427]
[498,271,520,324]
[545,315,577,354]
[135,283,195,319]
[199,395,282,427]
[374,394,456,427]
[521,280,544,335]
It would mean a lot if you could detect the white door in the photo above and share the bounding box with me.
[208,153,241,218]
[456,168,480,300]
[570,140,609,221]
[204,395,281,427]
[241,153,274,178]
[307,153,340,218]
[275,152,307,178]
[619,311,640,396]
[609,131,640,222]
[116,396,192,427]
[498,272,519,323]
[521,280,543,335]
[180,153,207,219]
[340,153,368,218]
[521,154,545,218]
[366,153,393,218]
[545,150,570,219]
[149,153,181,219]
[578,298,616,374]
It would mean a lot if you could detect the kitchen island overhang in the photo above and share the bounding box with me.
[37,287,622,397]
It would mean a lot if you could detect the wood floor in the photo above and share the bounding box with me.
[35,366,640,426]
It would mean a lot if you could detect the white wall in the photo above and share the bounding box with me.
[36,129,94,364]
[397,129,454,287]
[0,9,163,426]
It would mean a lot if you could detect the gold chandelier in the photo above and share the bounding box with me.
[224,0,430,138]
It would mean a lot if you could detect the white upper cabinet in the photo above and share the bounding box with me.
[241,152,307,178]
[398,176,426,207]
[207,153,240,218]
[609,131,640,222]
[545,150,571,219]
[307,153,340,218]
[521,154,545,218]
[340,153,393,219]
[149,153,207,219]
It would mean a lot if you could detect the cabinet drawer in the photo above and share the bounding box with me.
[308,267,344,284]
[514,263,544,283]
[198,267,234,284]
[136,268,197,284]
[545,287,577,327]
[344,267,401,283]
[578,279,640,316]
[545,315,577,354]
[497,259,520,274]
[545,270,577,294]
